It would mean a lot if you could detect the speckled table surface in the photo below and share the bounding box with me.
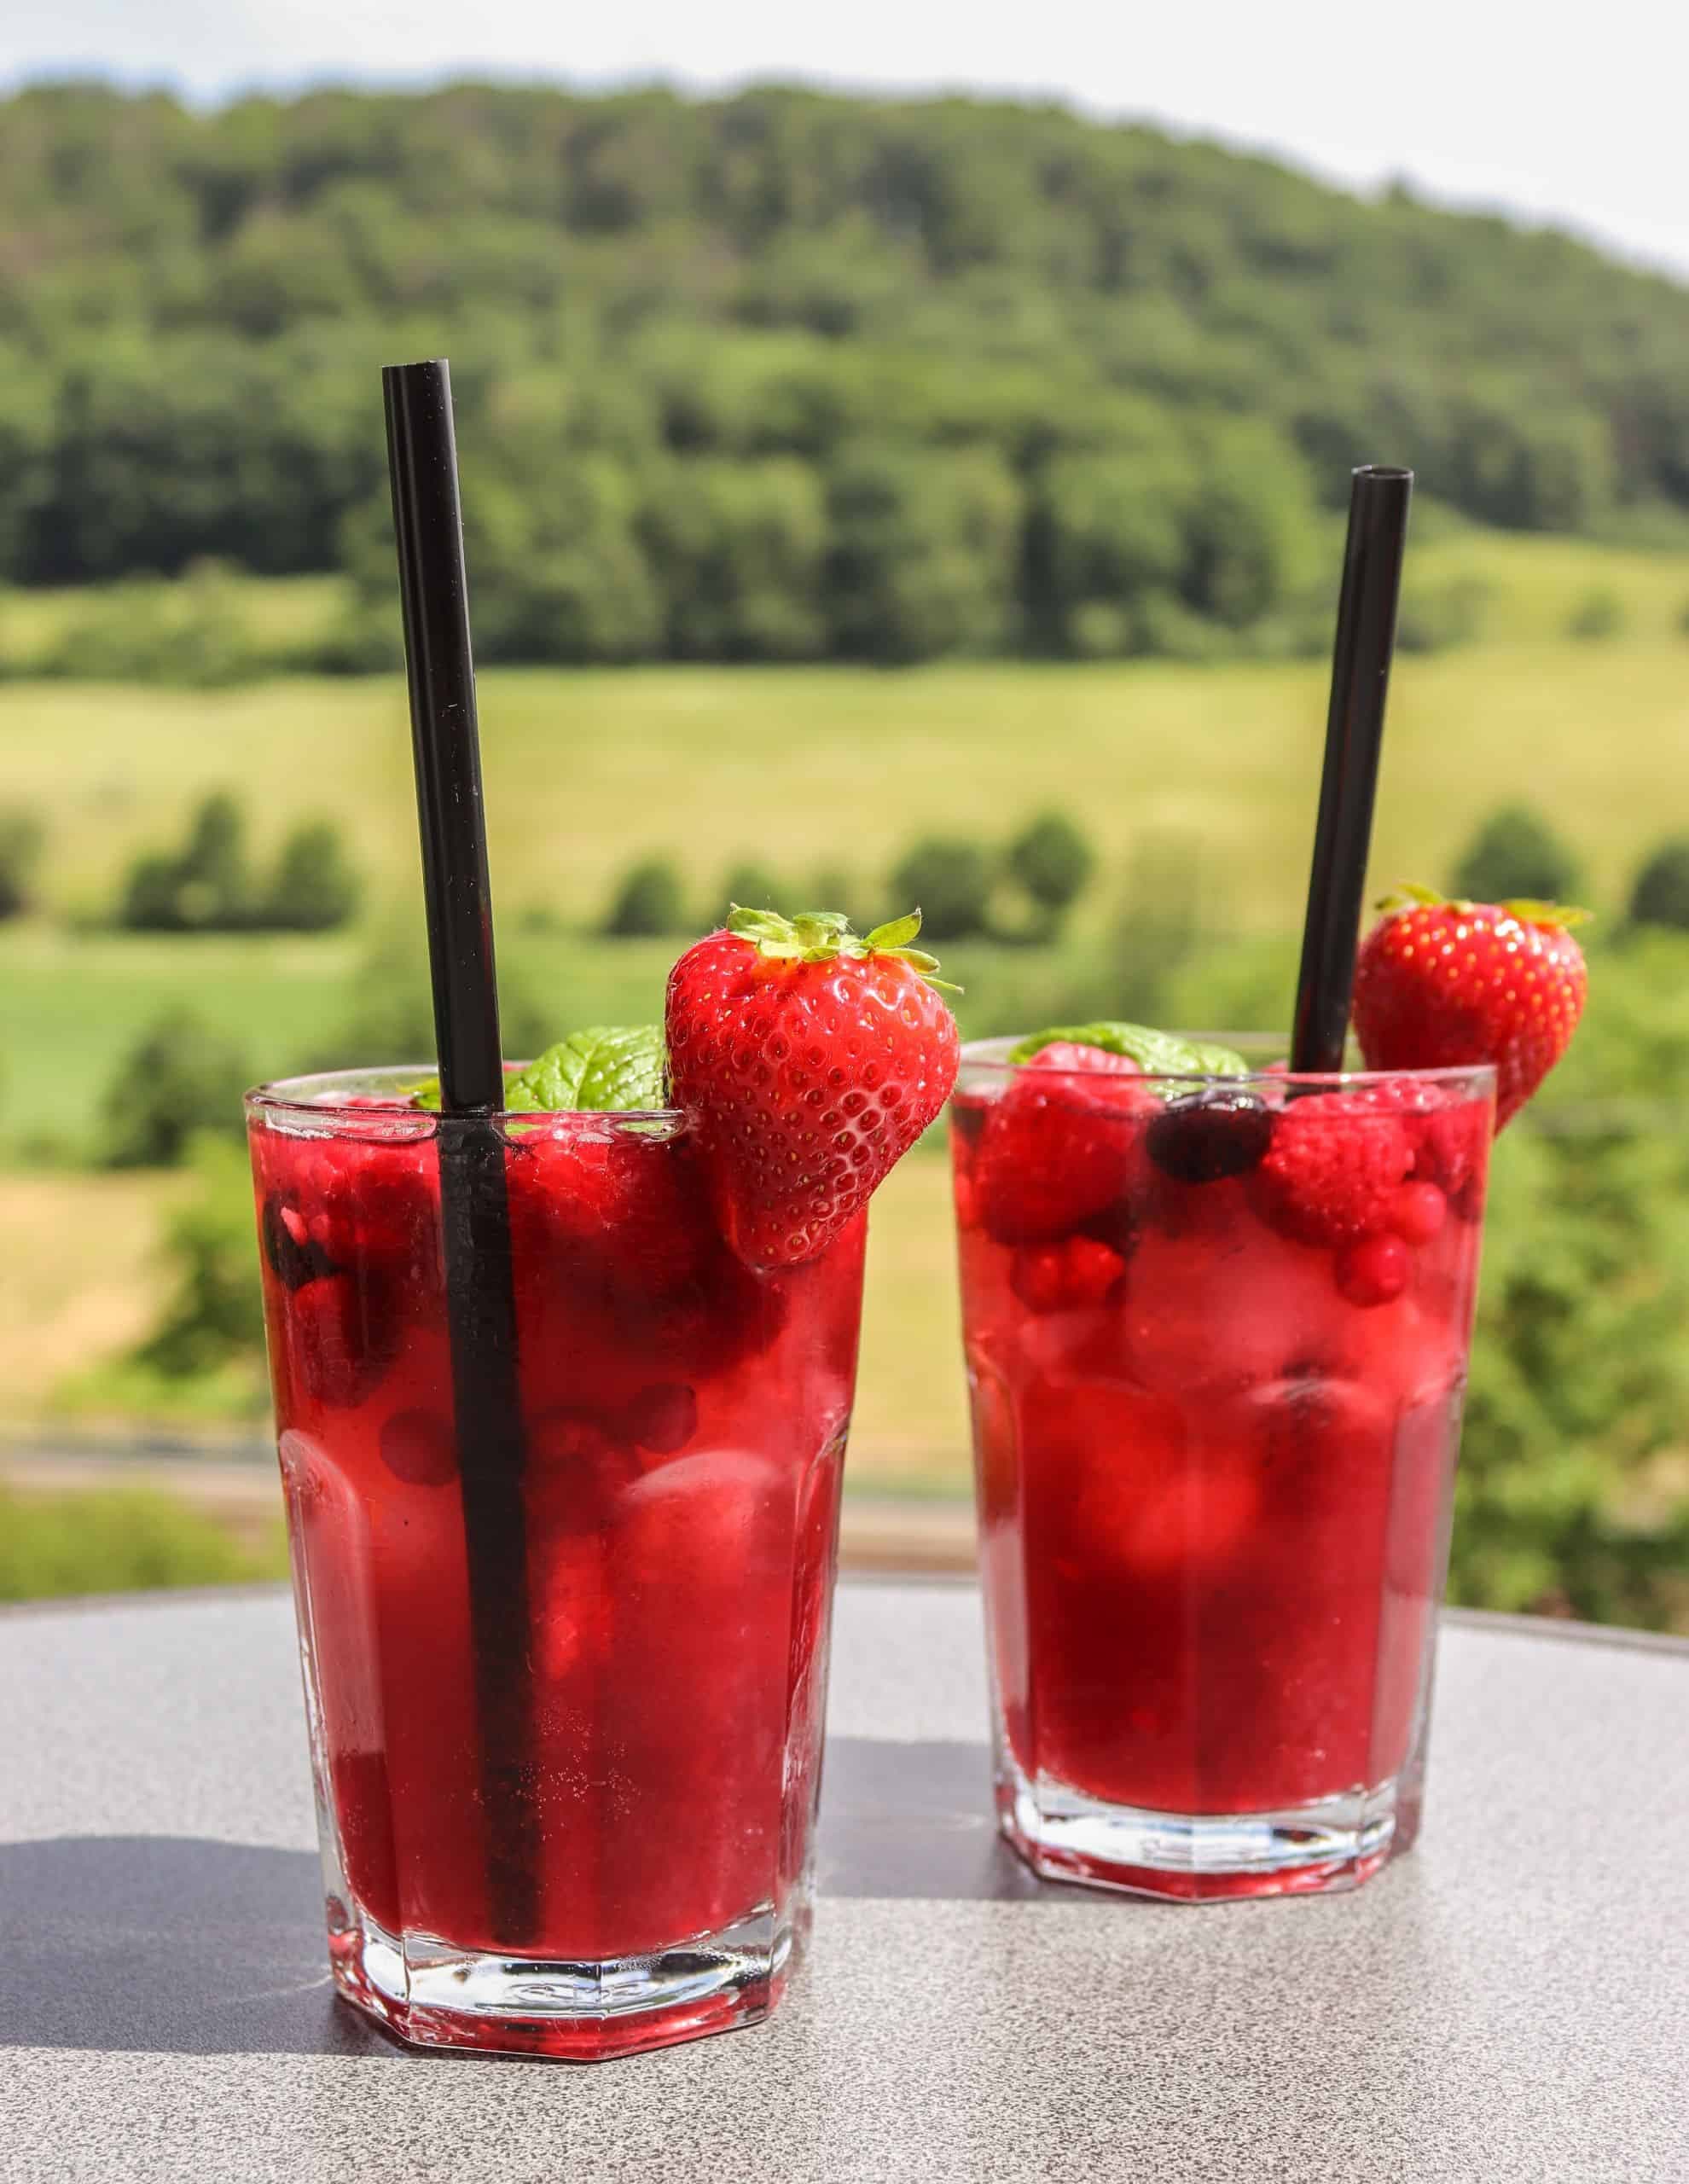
[1,1581,1686,2184]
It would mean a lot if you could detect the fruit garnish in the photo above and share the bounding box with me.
[1010,1022,1248,1080]
[1010,1234,1128,1315]
[410,1025,667,1114]
[1334,1233,1411,1309]
[665,904,961,1269]
[972,1054,1152,1246]
[1146,1087,1273,1184]
[1254,1098,1413,1247]
[1352,887,1588,1129]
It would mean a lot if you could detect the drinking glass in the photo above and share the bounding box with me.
[249,1068,864,2055]
[950,1037,1493,1899]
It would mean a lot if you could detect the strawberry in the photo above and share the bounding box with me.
[972,1044,1155,1246]
[1254,1096,1413,1248]
[666,907,961,1269]
[1352,888,1588,1129]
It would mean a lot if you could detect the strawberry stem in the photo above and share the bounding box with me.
[1375,885,1593,932]
[723,903,961,991]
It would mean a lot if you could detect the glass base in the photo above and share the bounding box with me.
[327,1896,795,2060]
[998,1754,1409,1902]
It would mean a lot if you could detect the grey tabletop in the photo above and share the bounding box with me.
[1,1583,1686,2184]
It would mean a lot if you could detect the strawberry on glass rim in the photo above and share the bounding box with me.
[1352,886,1589,1129]
[666,905,961,1270]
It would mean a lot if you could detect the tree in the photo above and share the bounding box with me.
[1181,420,1321,629]
[131,1134,269,1376]
[718,861,786,918]
[1451,804,1583,908]
[101,1009,252,1169]
[1567,587,1625,641]
[1037,444,1194,653]
[822,447,1022,664]
[263,819,363,932]
[1004,811,1095,932]
[0,808,45,921]
[810,863,865,928]
[603,856,687,938]
[116,791,253,932]
[7,81,1689,637]
[637,457,827,659]
[888,836,991,940]
[1628,839,1689,932]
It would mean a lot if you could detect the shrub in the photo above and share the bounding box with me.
[117,790,253,932]
[317,925,551,1070]
[1004,811,1095,931]
[1065,601,1135,659]
[0,1484,275,1601]
[131,1134,268,1375]
[888,836,992,940]
[262,818,363,932]
[1108,832,1204,1021]
[305,601,404,675]
[1395,573,1492,654]
[809,863,864,927]
[1566,586,1626,640]
[719,861,786,918]
[1628,839,1689,932]
[602,856,687,938]
[1130,590,1237,662]
[41,563,264,688]
[100,1008,252,1168]
[0,805,44,920]
[1451,804,1583,907]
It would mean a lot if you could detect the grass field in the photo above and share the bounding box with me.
[3,531,1688,932]
[0,1170,185,1414]
[3,524,1688,1504]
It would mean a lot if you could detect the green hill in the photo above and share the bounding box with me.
[2,80,1688,663]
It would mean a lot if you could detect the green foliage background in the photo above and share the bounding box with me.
[3,81,1689,664]
[2,80,1688,1620]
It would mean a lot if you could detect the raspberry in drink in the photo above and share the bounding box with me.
[951,1029,1495,1899]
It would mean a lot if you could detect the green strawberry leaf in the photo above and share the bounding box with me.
[865,911,923,951]
[1501,898,1593,929]
[409,1025,668,1114]
[723,902,961,991]
[1008,1021,1249,1080]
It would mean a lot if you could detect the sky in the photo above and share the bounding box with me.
[3,0,1687,280]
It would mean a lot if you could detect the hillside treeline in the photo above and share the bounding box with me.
[3,81,1687,660]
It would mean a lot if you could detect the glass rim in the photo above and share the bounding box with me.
[245,1063,684,1131]
[955,1033,1496,1094]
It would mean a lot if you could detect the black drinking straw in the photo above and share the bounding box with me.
[1290,465,1413,1074]
[383,358,537,1943]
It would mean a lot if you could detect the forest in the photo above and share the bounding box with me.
[3,80,1688,663]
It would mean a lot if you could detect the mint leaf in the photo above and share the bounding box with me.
[1179,1037,1253,1077]
[508,1026,668,1112]
[408,1025,668,1114]
[1009,1021,1248,1083]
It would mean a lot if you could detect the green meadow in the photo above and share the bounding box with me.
[4,527,1689,1622]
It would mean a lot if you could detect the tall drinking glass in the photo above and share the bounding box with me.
[950,1037,1494,1900]
[248,1068,864,2056]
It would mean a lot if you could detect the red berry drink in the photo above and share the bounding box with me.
[249,1069,866,2057]
[951,1033,1494,1900]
